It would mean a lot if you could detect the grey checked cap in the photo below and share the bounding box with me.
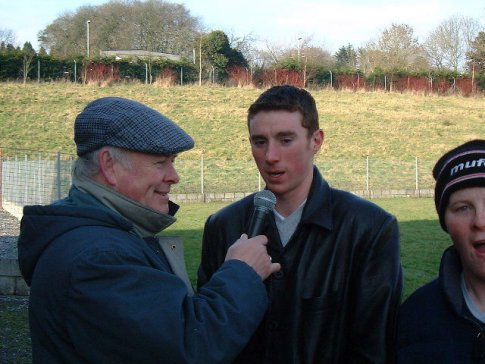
[74,97,194,156]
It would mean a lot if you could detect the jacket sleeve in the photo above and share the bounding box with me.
[350,213,402,364]
[66,241,268,364]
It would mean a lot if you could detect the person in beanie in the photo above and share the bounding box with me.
[198,85,402,363]
[17,97,280,364]
[397,139,485,363]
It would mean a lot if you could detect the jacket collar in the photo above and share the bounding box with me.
[73,176,178,238]
[440,246,465,315]
[299,166,333,231]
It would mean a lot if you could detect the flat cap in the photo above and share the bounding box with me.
[74,97,194,156]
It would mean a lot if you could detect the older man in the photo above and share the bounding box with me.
[18,97,279,364]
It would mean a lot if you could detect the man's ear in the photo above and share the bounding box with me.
[312,129,324,153]
[97,147,117,186]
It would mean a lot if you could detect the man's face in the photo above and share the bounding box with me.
[445,187,485,286]
[111,151,179,214]
[249,110,323,208]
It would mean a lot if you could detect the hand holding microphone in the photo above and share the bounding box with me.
[225,190,280,280]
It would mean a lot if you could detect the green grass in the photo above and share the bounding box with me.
[376,198,450,298]
[2,83,484,193]
[1,84,484,162]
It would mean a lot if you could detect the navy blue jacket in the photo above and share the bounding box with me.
[18,186,268,364]
[398,247,485,363]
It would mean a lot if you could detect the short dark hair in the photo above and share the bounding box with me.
[247,85,319,135]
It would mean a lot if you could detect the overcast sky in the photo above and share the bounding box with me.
[1,0,484,53]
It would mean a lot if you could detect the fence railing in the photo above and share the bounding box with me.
[0,148,436,217]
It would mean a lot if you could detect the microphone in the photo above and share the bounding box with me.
[247,190,276,238]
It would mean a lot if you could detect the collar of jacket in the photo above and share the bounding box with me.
[298,166,334,231]
[73,175,178,238]
[440,246,466,315]
[440,246,485,332]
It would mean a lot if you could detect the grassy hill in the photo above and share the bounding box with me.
[1,83,484,162]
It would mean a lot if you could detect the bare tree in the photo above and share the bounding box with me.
[20,42,36,84]
[378,24,428,71]
[228,32,259,72]
[254,35,329,69]
[424,15,481,72]
[0,28,16,45]
[359,24,429,75]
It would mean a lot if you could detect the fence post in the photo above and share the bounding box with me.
[36,153,41,204]
[258,173,261,191]
[366,156,369,196]
[57,152,61,200]
[14,156,19,204]
[200,153,204,195]
[415,156,419,193]
[24,155,28,205]
[0,148,2,209]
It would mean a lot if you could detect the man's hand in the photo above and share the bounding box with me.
[225,234,281,280]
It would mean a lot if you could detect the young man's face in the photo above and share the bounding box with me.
[111,151,180,214]
[445,187,485,286]
[249,110,323,208]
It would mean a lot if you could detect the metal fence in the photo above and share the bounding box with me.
[0,148,436,217]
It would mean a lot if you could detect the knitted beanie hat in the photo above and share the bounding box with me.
[75,97,194,156]
[432,139,485,231]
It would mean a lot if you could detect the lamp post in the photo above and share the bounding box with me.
[86,20,91,58]
[302,55,307,87]
[297,37,302,64]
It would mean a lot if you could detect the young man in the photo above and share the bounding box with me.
[17,97,280,364]
[198,85,402,363]
[397,140,485,363]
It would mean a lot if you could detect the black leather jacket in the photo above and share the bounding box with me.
[198,167,402,364]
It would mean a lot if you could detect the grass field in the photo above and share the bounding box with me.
[2,83,484,193]
[1,83,484,161]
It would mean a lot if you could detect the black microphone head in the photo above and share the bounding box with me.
[247,190,276,237]
[254,190,276,211]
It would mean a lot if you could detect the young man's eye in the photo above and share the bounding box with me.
[252,139,266,146]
